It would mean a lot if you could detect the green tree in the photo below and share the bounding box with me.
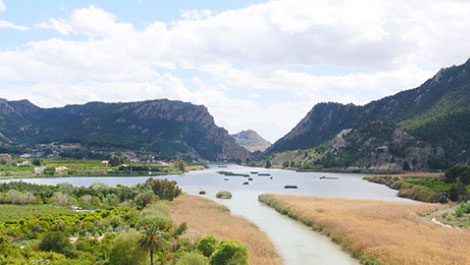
[290,161,296,167]
[139,217,171,265]
[39,231,73,257]
[109,230,147,265]
[282,161,289,168]
[403,161,411,171]
[135,191,156,207]
[266,159,272,168]
[176,160,187,172]
[109,155,124,167]
[32,158,42,166]
[445,165,470,185]
[210,240,248,265]
[196,235,218,257]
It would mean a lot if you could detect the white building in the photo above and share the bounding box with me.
[33,167,46,174]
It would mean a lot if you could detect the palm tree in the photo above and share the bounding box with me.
[138,224,163,265]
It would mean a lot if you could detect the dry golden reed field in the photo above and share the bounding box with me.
[261,194,470,265]
[169,194,282,265]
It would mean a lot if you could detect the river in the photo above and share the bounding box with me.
[3,164,409,265]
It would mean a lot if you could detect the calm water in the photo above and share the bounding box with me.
[3,164,409,265]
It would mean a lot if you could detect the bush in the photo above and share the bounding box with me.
[449,180,468,202]
[210,240,248,265]
[215,191,232,199]
[197,235,219,257]
[39,231,73,257]
[445,165,470,185]
[145,178,181,201]
[109,155,124,167]
[51,192,71,206]
[109,230,147,265]
[176,252,208,265]
[135,191,156,207]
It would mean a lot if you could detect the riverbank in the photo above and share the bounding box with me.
[259,194,470,265]
[363,174,459,203]
[0,158,207,179]
[169,194,282,265]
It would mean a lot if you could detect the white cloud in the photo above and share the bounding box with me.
[2,1,470,141]
[0,0,5,12]
[0,19,28,31]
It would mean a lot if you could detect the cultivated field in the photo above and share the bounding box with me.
[260,194,470,265]
[169,194,282,265]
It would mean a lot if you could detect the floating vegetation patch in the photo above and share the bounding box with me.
[216,191,232,199]
[284,185,298,189]
[217,171,250,177]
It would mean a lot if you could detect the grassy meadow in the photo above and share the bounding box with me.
[259,194,470,265]
[169,194,282,265]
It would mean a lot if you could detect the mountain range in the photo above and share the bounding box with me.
[266,58,470,170]
[1,58,469,169]
[0,99,250,161]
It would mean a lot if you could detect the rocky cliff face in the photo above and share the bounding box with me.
[231,129,271,152]
[0,98,250,161]
[320,121,443,170]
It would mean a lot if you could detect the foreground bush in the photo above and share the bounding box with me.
[176,252,208,265]
[210,240,248,265]
[197,235,219,257]
[109,230,147,265]
[216,191,232,199]
[39,231,73,257]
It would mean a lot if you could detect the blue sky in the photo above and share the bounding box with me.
[0,0,469,141]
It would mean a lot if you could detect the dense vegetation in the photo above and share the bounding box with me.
[0,179,248,265]
[365,165,470,203]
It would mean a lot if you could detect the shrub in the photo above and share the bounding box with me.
[145,178,181,201]
[109,230,147,265]
[445,165,470,185]
[51,192,71,206]
[197,235,219,257]
[215,191,232,199]
[176,252,208,265]
[39,231,73,257]
[210,240,248,265]
[109,155,124,167]
[135,191,156,207]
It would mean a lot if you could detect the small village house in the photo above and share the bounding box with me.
[33,167,46,174]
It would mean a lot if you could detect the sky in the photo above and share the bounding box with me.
[1,0,470,142]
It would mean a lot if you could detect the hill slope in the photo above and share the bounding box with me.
[231,130,271,152]
[267,58,470,169]
[0,99,250,161]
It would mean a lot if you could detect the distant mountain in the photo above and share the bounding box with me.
[267,58,470,169]
[231,130,271,152]
[0,98,250,161]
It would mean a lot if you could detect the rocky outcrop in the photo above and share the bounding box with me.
[231,129,271,152]
[320,121,443,170]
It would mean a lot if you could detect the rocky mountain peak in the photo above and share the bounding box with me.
[232,129,271,152]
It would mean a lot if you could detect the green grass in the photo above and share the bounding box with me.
[0,204,71,222]
[403,178,454,193]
